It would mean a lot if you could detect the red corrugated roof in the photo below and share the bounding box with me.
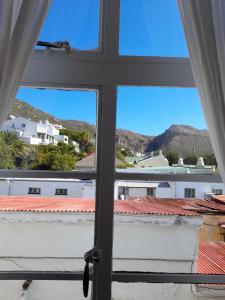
[197,242,225,274]
[0,196,199,216]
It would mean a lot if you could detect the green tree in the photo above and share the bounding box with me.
[203,153,217,166]
[166,151,179,166]
[0,141,14,169]
[184,154,197,165]
[32,143,76,171]
[0,131,28,168]
[59,128,94,154]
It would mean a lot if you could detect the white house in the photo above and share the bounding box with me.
[0,176,224,201]
[0,178,95,199]
[1,116,68,146]
[0,196,223,300]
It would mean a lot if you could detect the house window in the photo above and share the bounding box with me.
[212,189,223,195]
[55,188,68,195]
[147,187,155,196]
[184,188,195,198]
[28,187,41,194]
[118,187,127,199]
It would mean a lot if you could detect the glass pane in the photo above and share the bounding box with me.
[1,88,96,171]
[115,86,219,178]
[0,87,97,296]
[38,0,100,50]
[120,0,189,57]
[113,180,225,287]
[112,283,225,299]
[0,281,91,299]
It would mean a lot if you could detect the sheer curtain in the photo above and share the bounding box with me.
[0,0,50,126]
[178,0,225,183]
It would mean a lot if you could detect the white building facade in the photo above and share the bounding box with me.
[0,177,224,201]
[1,117,68,146]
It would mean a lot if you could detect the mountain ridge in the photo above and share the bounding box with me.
[10,99,213,156]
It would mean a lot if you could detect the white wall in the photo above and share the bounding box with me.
[0,180,10,195]
[0,211,210,300]
[176,182,225,199]
[0,179,95,198]
[128,187,148,197]
[1,179,224,200]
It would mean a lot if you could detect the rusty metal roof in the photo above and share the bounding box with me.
[0,196,199,216]
[197,242,225,274]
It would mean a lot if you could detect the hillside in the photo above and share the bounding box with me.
[11,99,61,125]
[116,129,153,153]
[146,125,213,156]
[10,100,213,156]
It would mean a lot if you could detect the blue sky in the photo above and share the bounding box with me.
[17,0,207,136]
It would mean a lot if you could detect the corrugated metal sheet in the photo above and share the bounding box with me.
[0,196,199,216]
[197,242,225,274]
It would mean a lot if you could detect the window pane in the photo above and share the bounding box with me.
[38,0,100,50]
[120,0,189,57]
[115,86,219,179]
[112,283,225,299]
[113,180,225,285]
[1,88,96,172]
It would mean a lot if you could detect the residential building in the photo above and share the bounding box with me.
[0,176,224,202]
[134,151,169,168]
[1,116,69,146]
[75,153,124,170]
[0,178,95,199]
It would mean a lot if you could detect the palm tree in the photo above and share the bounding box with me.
[1,131,28,168]
[2,131,20,145]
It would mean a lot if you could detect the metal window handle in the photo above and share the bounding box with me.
[83,247,102,298]
[83,261,90,298]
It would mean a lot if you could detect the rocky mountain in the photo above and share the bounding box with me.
[10,99,213,156]
[116,129,153,153]
[146,125,213,156]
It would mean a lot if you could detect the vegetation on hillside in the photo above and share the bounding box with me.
[166,150,217,166]
[0,129,94,171]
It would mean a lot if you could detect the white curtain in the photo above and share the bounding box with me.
[0,0,50,126]
[178,0,225,183]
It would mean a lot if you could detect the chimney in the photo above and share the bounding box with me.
[196,157,205,168]
[178,157,184,166]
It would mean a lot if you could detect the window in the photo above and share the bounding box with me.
[2,1,224,299]
[212,189,223,195]
[119,0,189,57]
[55,188,68,195]
[184,188,195,198]
[28,187,41,194]
[147,187,155,196]
[118,186,126,199]
[38,0,101,50]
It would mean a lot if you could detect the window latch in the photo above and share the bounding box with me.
[83,247,102,298]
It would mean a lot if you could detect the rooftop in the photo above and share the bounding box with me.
[197,241,225,274]
[0,196,201,216]
[117,166,217,175]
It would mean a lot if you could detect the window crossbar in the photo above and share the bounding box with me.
[0,271,225,285]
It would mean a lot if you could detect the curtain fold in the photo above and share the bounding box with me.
[178,0,225,182]
[0,0,50,126]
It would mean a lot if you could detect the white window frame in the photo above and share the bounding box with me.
[1,0,225,299]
